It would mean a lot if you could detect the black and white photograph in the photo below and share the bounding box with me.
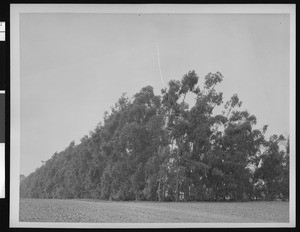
[10,4,295,228]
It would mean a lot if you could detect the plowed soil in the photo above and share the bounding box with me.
[19,198,289,223]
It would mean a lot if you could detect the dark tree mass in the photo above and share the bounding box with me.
[20,71,289,202]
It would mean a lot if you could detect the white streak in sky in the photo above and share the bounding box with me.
[156,43,165,86]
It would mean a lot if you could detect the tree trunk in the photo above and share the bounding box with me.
[157,181,161,202]
[183,183,189,202]
[135,189,140,201]
[162,183,165,202]
[175,171,179,202]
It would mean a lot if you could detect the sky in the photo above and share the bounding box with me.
[19,13,290,176]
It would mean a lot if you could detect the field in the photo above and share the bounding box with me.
[19,198,289,223]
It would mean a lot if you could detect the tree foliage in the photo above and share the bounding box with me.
[20,71,289,202]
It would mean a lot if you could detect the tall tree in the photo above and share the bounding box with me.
[19,70,288,203]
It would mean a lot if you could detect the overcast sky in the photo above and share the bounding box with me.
[20,13,290,176]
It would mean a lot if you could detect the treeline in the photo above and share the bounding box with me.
[20,71,289,202]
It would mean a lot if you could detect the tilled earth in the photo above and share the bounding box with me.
[19,198,289,223]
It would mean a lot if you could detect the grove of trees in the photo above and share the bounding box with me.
[20,71,289,202]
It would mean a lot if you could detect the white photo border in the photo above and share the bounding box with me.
[10,3,296,228]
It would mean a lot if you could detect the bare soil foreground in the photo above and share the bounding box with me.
[19,198,289,223]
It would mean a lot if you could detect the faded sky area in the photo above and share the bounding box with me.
[20,13,290,176]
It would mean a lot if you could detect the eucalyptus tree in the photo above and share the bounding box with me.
[19,70,289,202]
[255,134,289,200]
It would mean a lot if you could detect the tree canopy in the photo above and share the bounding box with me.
[20,71,289,202]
